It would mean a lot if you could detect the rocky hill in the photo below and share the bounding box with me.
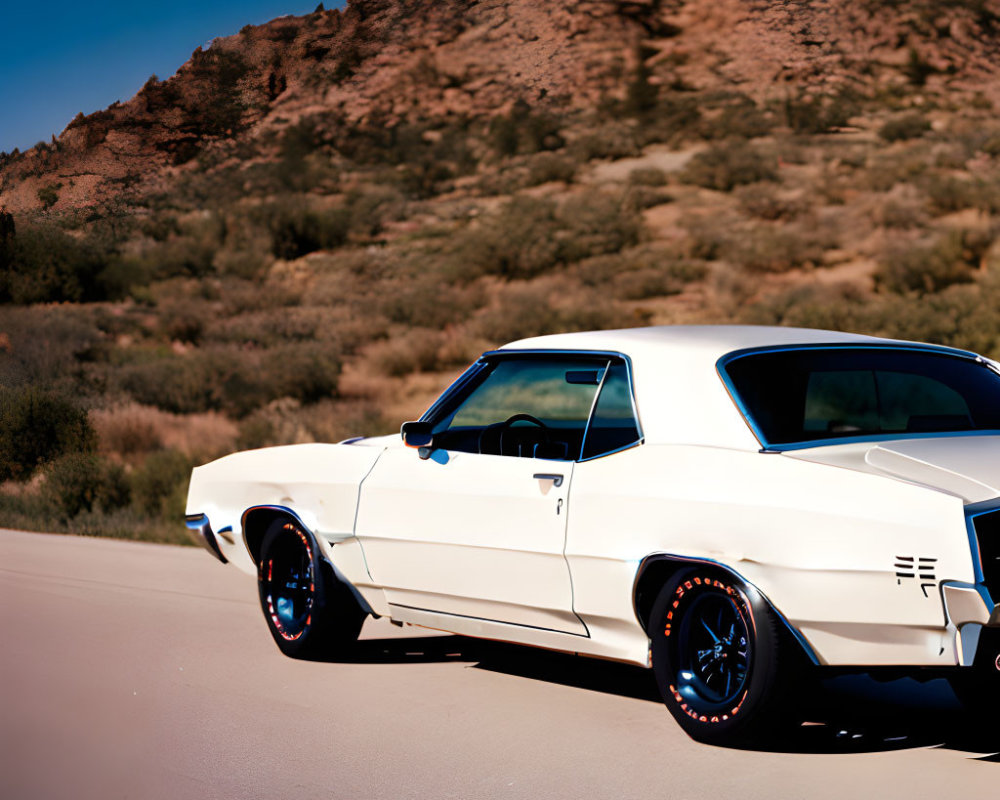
[3,0,1000,211]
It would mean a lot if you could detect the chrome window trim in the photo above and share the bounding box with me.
[716,343,995,452]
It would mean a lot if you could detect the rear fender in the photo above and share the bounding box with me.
[633,553,821,666]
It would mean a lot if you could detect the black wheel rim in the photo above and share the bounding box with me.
[262,526,315,641]
[674,591,751,712]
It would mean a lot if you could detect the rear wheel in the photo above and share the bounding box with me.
[650,569,791,745]
[258,518,365,659]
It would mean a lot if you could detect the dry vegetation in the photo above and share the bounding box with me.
[4,0,1000,543]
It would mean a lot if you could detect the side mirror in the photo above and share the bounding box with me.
[401,421,434,449]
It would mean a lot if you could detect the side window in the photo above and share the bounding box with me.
[432,357,607,459]
[581,361,641,459]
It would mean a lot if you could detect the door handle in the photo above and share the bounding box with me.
[533,473,564,487]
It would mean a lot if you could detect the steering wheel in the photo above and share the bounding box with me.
[478,413,551,456]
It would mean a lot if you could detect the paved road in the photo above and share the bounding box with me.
[2,529,999,800]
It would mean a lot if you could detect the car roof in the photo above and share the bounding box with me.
[498,325,971,451]
[502,324,889,360]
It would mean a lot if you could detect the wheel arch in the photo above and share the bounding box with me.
[242,504,374,616]
[632,554,820,666]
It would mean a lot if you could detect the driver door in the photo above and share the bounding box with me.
[355,354,612,635]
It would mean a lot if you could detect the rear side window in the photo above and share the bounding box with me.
[721,347,1000,447]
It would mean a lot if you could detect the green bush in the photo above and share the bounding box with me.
[44,452,130,519]
[680,141,778,191]
[0,388,94,482]
[131,449,192,517]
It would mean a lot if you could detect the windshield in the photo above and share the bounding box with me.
[720,347,1000,447]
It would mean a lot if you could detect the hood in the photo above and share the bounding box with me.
[787,435,1000,504]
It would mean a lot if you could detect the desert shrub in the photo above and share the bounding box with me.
[212,217,273,279]
[37,183,61,211]
[739,283,871,330]
[680,141,778,191]
[130,448,192,517]
[679,213,737,260]
[864,147,931,191]
[575,247,706,297]
[569,124,642,161]
[0,306,103,390]
[92,403,236,463]
[473,283,564,342]
[345,185,407,238]
[628,167,668,187]
[876,229,988,294]
[0,388,95,482]
[367,328,445,377]
[721,225,823,273]
[780,92,853,134]
[874,188,928,229]
[735,183,806,221]
[204,307,325,347]
[0,223,116,303]
[700,99,772,140]
[258,198,351,259]
[265,344,342,405]
[117,343,341,417]
[454,196,563,279]
[922,173,993,215]
[378,279,479,328]
[92,404,163,458]
[489,99,564,156]
[524,152,577,186]
[879,113,931,142]
[43,452,130,519]
[559,193,644,263]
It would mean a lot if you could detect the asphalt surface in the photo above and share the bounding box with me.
[2,528,999,800]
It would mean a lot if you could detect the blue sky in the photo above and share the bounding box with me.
[0,1,330,154]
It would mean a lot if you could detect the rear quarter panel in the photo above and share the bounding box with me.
[567,443,975,666]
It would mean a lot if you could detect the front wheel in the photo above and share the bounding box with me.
[258,518,365,659]
[650,570,790,745]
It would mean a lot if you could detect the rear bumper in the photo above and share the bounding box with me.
[185,513,227,564]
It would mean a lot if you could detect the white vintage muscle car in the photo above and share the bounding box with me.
[186,325,1000,743]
